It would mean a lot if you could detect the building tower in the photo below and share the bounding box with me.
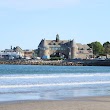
[70,39,77,59]
[42,39,50,59]
[56,34,60,42]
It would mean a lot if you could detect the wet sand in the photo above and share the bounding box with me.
[0,96,110,110]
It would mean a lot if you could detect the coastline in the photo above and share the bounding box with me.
[0,59,82,66]
[0,96,110,110]
[0,59,110,66]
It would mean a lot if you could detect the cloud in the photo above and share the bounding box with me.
[0,0,80,10]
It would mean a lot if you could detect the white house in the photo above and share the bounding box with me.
[0,46,24,60]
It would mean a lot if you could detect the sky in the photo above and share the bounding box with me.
[0,0,110,50]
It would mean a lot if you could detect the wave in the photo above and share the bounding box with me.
[0,81,110,88]
[0,73,110,79]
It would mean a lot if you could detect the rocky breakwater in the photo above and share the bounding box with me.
[0,60,83,66]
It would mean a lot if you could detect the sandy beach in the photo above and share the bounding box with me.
[0,96,110,110]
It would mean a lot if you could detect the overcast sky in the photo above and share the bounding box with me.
[0,0,110,50]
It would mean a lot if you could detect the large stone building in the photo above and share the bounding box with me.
[38,34,93,59]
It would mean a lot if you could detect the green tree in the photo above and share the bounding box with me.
[87,41,104,56]
[103,41,110,57]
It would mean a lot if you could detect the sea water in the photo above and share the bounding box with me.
[0,65,110,101]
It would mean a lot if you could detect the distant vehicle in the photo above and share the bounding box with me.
[36,57,41,60]
[9,56,14,60]
[25,57,31,60]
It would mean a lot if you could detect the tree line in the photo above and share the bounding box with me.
[87,41,110,57]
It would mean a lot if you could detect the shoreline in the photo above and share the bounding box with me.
[0,96,110,110]
[0,59,110,66]
[0,60,83,66]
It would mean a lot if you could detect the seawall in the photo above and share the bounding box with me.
[0,60,82,66]
[0,59,110,66]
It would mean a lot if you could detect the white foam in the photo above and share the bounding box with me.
[0,81,110,88]
[0,73,110,79]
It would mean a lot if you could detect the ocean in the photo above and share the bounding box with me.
[0,65,110,102]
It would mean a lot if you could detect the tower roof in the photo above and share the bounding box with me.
[71,39,76,47]
[38,39,49,48]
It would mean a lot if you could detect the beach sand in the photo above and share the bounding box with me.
[0,96,110,110]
